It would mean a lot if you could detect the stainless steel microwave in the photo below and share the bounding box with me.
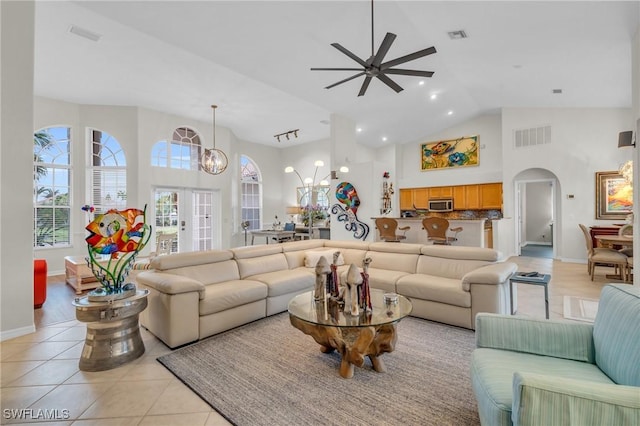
[428,199,453,212]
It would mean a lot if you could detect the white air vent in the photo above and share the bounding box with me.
[514,125,551,148]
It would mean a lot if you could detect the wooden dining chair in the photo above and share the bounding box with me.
[578,224,628,281]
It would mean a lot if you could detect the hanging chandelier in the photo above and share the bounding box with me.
[200,105,228,175]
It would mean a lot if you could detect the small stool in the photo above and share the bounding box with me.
[34,259,47,308]
[509,272,551,319]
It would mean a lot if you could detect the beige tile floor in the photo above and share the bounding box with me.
[0,255,623,425]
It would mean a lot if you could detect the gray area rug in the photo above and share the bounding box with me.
[157,313,480,426]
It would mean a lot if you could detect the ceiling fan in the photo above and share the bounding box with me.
[311,0,436,97]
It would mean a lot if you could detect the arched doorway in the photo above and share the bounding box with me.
[514,168,560,259]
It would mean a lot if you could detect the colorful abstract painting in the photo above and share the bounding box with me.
[421,135,479,171]
[595,171,633,219]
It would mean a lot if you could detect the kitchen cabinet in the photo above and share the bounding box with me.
[480,183,502,209]
[399,189,413,210]
[413,188,429,209]
[465,185,481,209]
[400,182,503,211]
[428,186,453,200]
[453,186,466,210]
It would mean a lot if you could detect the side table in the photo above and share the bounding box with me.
[509,273,551,319]
[73,289,149,371]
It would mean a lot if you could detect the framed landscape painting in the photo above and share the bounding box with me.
[595,171,633,220]
[421,135,479,171]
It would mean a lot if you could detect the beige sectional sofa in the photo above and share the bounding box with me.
[135,239,517,348]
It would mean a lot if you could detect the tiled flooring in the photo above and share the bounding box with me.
[0,255,622,425]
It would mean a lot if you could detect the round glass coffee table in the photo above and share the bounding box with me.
[288,289,412,378]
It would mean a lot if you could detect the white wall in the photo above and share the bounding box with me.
[397,113,503,189]
[502,108,633,261]
[1,1,37,340]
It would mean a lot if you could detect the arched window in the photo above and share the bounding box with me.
[151,127,201,170]
[34,126,72,247]
[241,155,262,230]
[89,129,127,213]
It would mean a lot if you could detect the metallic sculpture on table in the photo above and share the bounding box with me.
[332,181,370,240]
[84,205,151,301]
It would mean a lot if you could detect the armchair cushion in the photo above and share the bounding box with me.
[475,314,596,362]
[512,372,640,426]
[472,348,614,426]
[593,284,640,386]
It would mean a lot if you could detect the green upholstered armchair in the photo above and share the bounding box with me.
[471,284,640,426]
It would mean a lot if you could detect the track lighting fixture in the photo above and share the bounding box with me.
[274,129,300,142]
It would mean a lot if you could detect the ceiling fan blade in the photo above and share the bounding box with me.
[371,32,397,67]
[380,46,437,70]
[384,69,434,77]
[311,68,365,72]
[331,43,369,68]
[376,73,403,93]
[325,72,366,89]
[358,76,373,97]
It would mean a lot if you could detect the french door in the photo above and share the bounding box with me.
[153,188,220,252]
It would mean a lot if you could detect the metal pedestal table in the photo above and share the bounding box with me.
[73,289,149,371]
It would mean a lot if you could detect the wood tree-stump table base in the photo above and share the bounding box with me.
[290,315,398,379]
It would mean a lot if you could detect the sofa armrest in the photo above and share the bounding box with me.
[476,313,596,362]
[461,262,518,291]
[513,372,640,426]
[136,271,205,297]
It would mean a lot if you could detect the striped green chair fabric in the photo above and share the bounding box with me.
[471,284,640,426]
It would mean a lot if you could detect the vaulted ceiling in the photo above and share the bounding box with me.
[34,1,638,148]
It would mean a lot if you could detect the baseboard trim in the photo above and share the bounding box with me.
[0,324,36,342]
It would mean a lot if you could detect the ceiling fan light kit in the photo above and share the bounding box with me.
[311,0,436,97]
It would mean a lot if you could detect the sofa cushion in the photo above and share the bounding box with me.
[234,253,290,279]
[304,249,345,267]
[247,268,314,297]
[471,348,614,426]
[421,245,500,262]
[282,240,326,268]
[151,249,234,270]
[417,256,490,280]
[199,280,268,316]
[161,259,241,286]
[397,274,471,308]
[366,250,419,273]
[366,268,409,293]
[593,284,640,386]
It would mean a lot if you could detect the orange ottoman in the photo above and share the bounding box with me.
[34,259,47,308]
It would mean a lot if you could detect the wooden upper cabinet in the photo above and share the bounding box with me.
[480,183,502,209]
[413,188,429,209]
[400,182,503,211]
[452,186,466,210]
[465,185,482,209]
[399,189,414,210]
[429,186,453,200]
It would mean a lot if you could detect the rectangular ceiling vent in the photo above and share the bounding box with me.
[514,125,551,148]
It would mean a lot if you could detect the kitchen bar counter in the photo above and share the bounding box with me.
[373,217,488,247]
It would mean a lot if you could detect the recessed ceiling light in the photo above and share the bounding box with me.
[356,127,363,133]
[447,30,468,40]
[68,25,102,42]
[418,81,425,86]
[430,94,438,100]
[447,110,453,116]
[382,136,388,142]
[552,89,563,94]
